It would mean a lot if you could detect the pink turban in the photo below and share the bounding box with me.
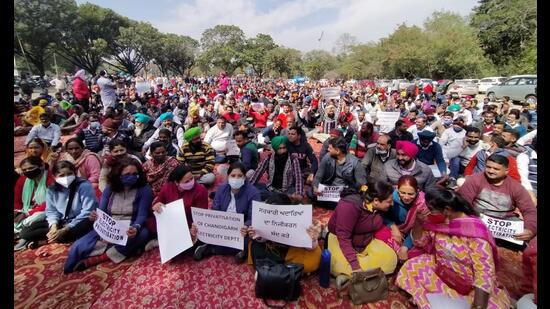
[396,141,419,158]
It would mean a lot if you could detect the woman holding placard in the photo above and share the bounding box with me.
[395,187,510,309]
[245,193,322,274]
[146,164,208,250]
[327,181,398,288]
[64,158,153,273]
[193,162,261,263]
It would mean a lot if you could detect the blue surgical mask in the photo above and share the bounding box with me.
[228,177,245,189]
[121,174,139,187]
[90,121,101,130]
[443,119,453,127]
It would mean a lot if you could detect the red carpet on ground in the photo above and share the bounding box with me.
[14,137,526,308]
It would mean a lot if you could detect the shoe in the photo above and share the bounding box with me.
[14,239,29,252]
[144,239,159,252]
[447,178,458,190]
[193,244,212,261]
[234,250,247,264]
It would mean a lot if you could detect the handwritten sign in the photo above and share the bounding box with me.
[191,208,244,250]
[252,201,312,248]
[226,139,240,156]
[317,184,344,202]
[155,199,194,263]
[93,209,130,246]
[320,87,341,100]
[376,111,400,133]
[479,214,524,245]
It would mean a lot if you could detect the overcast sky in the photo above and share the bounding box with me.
[75,0,480,52]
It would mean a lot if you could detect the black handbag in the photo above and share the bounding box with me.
[255,258,304,308]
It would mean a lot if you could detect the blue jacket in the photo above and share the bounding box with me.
[45,178,98,228]
[64,184,153,273]
[414,139,446,174]
[212,182,261,226]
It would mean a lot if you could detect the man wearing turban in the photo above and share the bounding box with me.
[248,135,304,202]
[142,112,185,155]
[384,140,437,190]
[176,127,216,186]
[415,130,447,180]
[131,113,155,153]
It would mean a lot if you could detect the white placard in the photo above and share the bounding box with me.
[155,199,194,263]
[251,102,264,112]
[375,111,400,133]
[479,214,524,245]
[191,208,244,250]
[226,139,240,156]
[251,201,312,248]
[135,81,151,96]
[320,87,341,100]
[93,209,130,246]
[427,293,469,309]
[317,184,344,202]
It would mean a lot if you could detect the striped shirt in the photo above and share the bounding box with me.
[176,142,215,176]
[248,152,303,196]
[76,129,103,153]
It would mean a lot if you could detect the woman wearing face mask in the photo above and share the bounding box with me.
[349,121,379,159]
[59,138,102,190]
[192,162,260,263]
[142,142,180,195]
[14,157,55,251]
[64,158,153,273]
[327,181,398,289]
[42,161,97,248]
[382,176,430,262]
[396,188,510,309]
[150,164,208,238]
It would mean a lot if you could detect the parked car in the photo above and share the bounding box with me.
[486,75,537,104]
[478,77,508,93]
[446,80,479,97]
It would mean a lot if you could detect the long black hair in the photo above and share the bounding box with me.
[425,188,477,216]
[107,158,147,192]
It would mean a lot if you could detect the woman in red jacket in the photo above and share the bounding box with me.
[14,156,55,250]
[144,165,207,251]
[72,69,90,111]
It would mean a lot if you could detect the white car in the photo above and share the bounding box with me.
[478,77,508,93]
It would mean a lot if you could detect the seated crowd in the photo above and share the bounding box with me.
[14,73,537,308]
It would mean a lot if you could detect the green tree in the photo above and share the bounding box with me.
[198,25,246,75]
[14,0,78,76]
[302,50,336,80]
[154,33,199,77]
[56,3,131,75]
[470,0,537,72]
[424,11,495,79]
[265,47,302,77]
[106,21,162,76]
[242,33,277,78]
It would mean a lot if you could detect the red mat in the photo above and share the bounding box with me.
[13,136,526,308]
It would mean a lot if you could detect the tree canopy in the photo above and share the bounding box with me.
[14,1,536,79]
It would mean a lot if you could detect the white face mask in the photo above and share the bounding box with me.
[14,95,21,102]
[228,177,245,189]
[56,175,76,188]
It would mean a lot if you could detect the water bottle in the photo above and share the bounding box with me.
[319,249,331,288]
